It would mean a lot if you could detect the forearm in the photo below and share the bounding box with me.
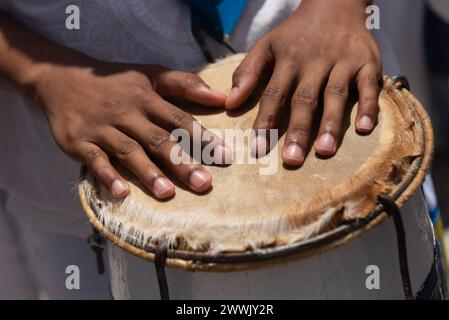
[0,10,90,90]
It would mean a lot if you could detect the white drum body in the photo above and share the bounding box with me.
[107,190,435,300]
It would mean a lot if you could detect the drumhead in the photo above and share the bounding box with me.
[79,54,433,271]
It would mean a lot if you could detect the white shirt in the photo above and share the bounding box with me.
[0,0,302,229]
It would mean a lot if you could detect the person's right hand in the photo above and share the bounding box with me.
[27,59,228,200]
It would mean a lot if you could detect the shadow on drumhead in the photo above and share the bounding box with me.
[165,79,356,171]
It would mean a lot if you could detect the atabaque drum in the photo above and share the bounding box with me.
[79,54,447,299]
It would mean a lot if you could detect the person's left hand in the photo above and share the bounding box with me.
[226,0,382,166]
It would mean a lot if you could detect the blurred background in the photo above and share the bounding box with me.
[377,0,449,259]
[0,0,447,299]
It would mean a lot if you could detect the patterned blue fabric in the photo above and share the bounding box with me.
[182,0,249,41]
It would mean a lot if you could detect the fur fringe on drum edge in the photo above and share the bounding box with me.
[80,178,341,254]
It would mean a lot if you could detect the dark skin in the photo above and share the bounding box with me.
[0,0,381,199]
[227,0,382,165]
[0,11,229,200]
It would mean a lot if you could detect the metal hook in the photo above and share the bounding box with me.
[87,228,106,274]
[391,75,411,91]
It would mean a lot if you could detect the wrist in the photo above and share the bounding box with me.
[7,57,59,104]
[13,59,45,91]
[298,0,370,16]
[15,52,95,101]
[296,0,371,30]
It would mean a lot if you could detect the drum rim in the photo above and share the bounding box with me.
[79,80,434,272]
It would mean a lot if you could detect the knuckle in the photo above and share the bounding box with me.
[358,73,378,87]
[261,83,288,104]
[311,45,327,59]
[129,83,150,99]
[285,131,308,145]
[360,96,380,112]
[63,125,82,145]
[321,122,338,135]
[288,124,311,139]
[116,138,140,158]
[183,72,202,88]
[366,56,379,66]
[257,112,277,128]
[349,34,371,49]
[84,148,102,166]
[103,96,127,115]
[282,39,305,57]
[95,164,111,178]
[170,110,192,128]
[361,95,378,105]
[148,130,171,153]
[360,56,380,69]
[358,46,381,67]
[141,90,158,104]
[325,83,348,98]
[180,72,204,97]
[291,87,318,111]
[232,67,252,86]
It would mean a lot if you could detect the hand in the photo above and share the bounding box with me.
[226,0,382,165]
[28,58,228,199]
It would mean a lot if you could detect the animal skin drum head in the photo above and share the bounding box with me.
[79,54,433,271]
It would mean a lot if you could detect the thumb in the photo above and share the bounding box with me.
[225,39,273,110]
[150,67,227,107]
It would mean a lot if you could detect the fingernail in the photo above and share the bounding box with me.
[153,177,174,198]
[250,135,268,157]
[284,144,304,164]
[111,180,128,198]
[316,133,336,153]
[189,170,210,191]
[357,115,374,131]
[213,144,233,165]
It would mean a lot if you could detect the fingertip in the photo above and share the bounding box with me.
[225,79,256,110]
[314,145,336,157]
[152,177,176,199]
[314,133,336,156]
[111,179,130,199]
[225,87,240,109]
[356,115,375,134]
[282,144,304,166]
[250,135,268,157]
[213,144,233,165]
[189,169,212,193]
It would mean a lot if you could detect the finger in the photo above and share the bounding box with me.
[78,142,130,199]
[315,65,353,156]
[251,63,296,156]
[355,64,381,133]
[120,118,212,193]
[151,67,226,107]
[142,95,232,165]
[226,38,273,110]
[283,66,329,166]
[96,129,175,199]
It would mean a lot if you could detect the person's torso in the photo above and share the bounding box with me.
[0,0,301,69]
[0,0,301,227]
